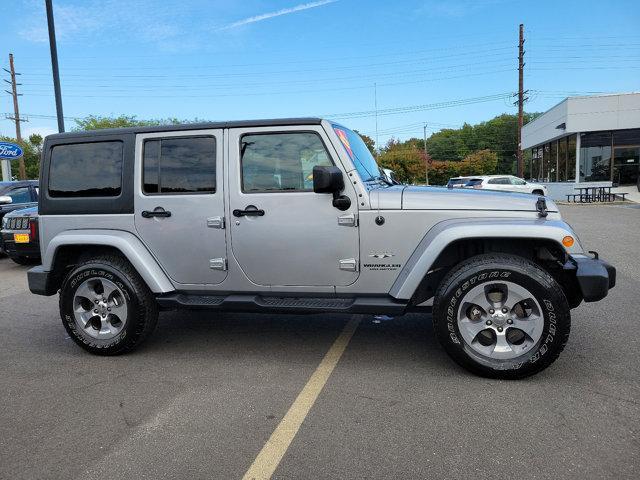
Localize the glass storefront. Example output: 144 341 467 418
528 130 638 185
528 134 576 182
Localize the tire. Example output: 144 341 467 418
532 189 544 195
10 255 39 266
59 254 158 355
433 254 570 379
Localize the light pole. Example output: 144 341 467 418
45 0 65 132
423 123 429 185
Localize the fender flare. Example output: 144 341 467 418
389 217 582 300
42 229 174 293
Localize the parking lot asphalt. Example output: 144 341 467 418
0 204 638 480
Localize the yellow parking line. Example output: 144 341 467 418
242 316 361 480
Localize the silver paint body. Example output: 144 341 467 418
38 119 583 301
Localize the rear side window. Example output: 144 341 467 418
143 136 216 194
240 132 332 192
7 187 31 203
488 177 509 185
466 179 483 186
49 141 123 197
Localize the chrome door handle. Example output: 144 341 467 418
233 205 265 217
142 209 171 218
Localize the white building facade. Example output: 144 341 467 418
522 92 640 199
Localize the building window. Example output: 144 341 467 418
558 137 567 181
549 141 558 182
579 131 612 182
567 135 576 182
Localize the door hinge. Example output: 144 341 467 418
209 258 228 271
339 258 359 272
338 212 358 227
207 216 225 229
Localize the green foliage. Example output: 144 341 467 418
73 115 202 131
0 134 43 180
375 112 539 184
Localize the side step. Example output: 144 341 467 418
157 293 408 315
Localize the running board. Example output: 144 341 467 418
156 293 408 315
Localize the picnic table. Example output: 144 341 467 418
566 186 627 203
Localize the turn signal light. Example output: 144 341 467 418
562 236 574 248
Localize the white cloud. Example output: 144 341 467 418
219 0 338 30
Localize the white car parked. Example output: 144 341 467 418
461 175 548 195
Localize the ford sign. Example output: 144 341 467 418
0 142 23 160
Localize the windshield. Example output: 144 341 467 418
332 125 381 182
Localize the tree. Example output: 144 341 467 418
73 115 201 131
354 130 376 155
0 134 43 180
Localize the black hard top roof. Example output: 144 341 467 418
45 117 324 140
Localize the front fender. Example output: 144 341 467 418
389 217 582 300
42 229 174 293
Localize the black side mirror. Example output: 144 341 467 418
313 165 351 211
313 165 344 193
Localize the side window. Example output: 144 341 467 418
488 177 509 185
143 136 216 194
7 187 31 204
511 177 526 185
49 141 123 197
240 132 332 192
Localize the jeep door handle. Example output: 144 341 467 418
141 209 172 218
233 205 265 217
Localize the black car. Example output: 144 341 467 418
1 206 40 265
0 180 39 255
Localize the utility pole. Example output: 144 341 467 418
516 23 525 178
423 123 429 185
46 0 65 133
4 53 27 180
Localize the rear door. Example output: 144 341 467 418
227 125 360 287
134 130 227 285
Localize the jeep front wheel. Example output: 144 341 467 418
433 254 570 379
59 255 158 355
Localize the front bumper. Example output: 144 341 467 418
565 253 616 302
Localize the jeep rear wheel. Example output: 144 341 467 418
59 255 158 355
433 254 571 379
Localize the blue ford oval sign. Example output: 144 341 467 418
0 142 23 160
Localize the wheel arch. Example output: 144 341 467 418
42 230 174 294
390 218 583 303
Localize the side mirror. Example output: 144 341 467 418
0 196 12 205
313 165 344 193
312 165 351 211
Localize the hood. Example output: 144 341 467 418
5 206 38 218
369 186 558 213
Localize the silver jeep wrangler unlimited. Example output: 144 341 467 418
28 118 615 378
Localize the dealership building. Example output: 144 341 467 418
521 92 640 199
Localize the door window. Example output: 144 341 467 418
7 187 31 204
240 132 332 192
143 136 216 194
510 177 527 185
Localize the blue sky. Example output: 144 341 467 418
1 0 639 145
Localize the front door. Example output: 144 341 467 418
613 146 640 186
227 126 360 287
134 130 227 285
